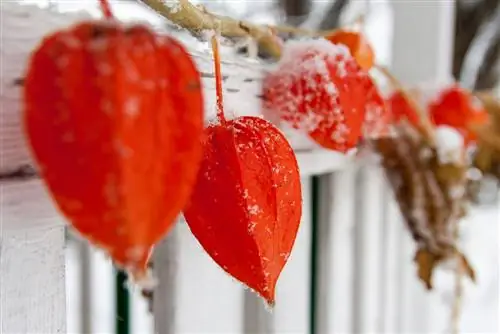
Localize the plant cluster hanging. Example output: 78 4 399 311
22 0 302 304
21 0 500 310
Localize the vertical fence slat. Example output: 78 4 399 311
90 245 116 334
173 220 244 333
314 169 357 333
352 167 384 333
153 224 179 334
379 189 402 333
131 274 154 334
243 291 274 334
272 177 313 334
1 181 67 333
313 173 334 334
78 238 92 334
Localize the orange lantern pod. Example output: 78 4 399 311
262 39 374 153
23 20 204 280
428 85 489 145
325 30 375 71
183 36 302 306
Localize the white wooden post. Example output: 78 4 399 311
0 3 89 332
272 177 312 334
0 181 67 333
390 1 456 333
352 166 385 333
314 168 357 334
153 225 180 334
378 188 403 333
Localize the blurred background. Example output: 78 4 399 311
17 0 500 333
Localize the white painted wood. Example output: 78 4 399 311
273 177 312 334
78 239 92 334
153 225 179 334
131 274 154 334
88 242 116 333
0 180 67 333
66 238 82 333
390 0 456 84
173 219 244 334
243 290 274 334
390 1 456 333
316 169 357 333
352 167 384 333
314 173 334 334
66 236 117 334
378 188 402 333
459 206 499 333
0 2 92 173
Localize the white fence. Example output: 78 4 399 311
1 1 498 334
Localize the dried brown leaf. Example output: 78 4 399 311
414 248 442 290
371 123 473 289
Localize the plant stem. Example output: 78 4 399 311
211 35 226 124
99 0 114 19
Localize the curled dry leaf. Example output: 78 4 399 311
24 21 204 281
371 123 475 289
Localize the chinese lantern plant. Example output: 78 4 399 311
262 39 385 153
183 35 302 306
23 2 204 282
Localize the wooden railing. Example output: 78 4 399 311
2 1 497 334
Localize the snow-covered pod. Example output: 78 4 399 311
262 39 387 152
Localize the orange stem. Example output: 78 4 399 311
99 0 114 19
211 35 226 124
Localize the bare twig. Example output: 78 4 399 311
138 0 366 59
138 0 282 58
